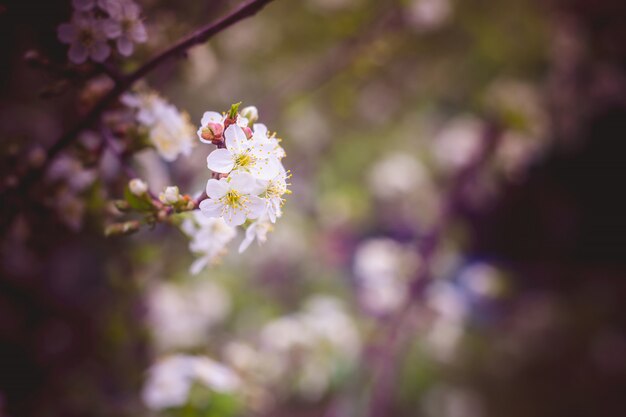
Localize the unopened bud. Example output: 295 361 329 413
201 122 224 142
242 126 253 139
129 178 148 196
159 186 180 204
241 106 258 124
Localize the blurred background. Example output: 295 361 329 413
1 0 626 416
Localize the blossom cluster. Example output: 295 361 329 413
184 104 289 271
57 0 147 64
122 91 196 161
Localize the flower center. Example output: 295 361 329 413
234 153 254 168
223 190 246 209
78 29 95 46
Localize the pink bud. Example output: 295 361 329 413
242 126 253 139
201 122 224 141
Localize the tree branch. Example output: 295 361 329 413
18 0 277 193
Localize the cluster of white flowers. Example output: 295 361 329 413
179 104 289 272
122 91 196 161
142 354 241 410
57 0 147 64
224 295 361 401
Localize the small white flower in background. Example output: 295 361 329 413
407 0 452 31
147 280 231 350
181 211 237 274
199 171 265 227
142 355 240 411
353 238 420 315
102 0 147 56
433 116 484 171
159 186 180 204
206 125 280 180
58 13 111 64
128 178 148 196
123 91 196 161
240 106 259 124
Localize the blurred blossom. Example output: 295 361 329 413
102 0 147 57
353 238 420 315
147 280 231 351
55 189 87 232
368 152 429 199
285 105 331 153
181 211 237 273
134 150 172 193
57 13 111 64
494 131 543 180
407 0 452 31
433 116 484 172
424 282 468 362
457 262 505 299
228 295 361 400
122 91 196 161
47 154 97 192
142 354 240 410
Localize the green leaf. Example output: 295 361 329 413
227 102 242 119
124 187 155 212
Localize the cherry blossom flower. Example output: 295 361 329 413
206 125 280 180
199 171 265 227
128 178 148 196
102 0 147 56
238 216 272 253
123 92 196 161
181 212 237 273
57 14 111 64
252 123 286 159
196 111 249 144
256 166 290 223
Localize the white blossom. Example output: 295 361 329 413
159 186 180 204
102 0 147 56
57 13 111 64
199 171 265 227
197 111 249 144
128 178 148 196
123 92 196 161
238 216 272 253
142 355 240 411
240 106 259 124
182 211 237 273
206 125 280 180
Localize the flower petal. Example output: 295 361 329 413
90 41 111 62
223 207 246 227
117 36 134 56
228 171 255 194
206 149 234 173
224 125 248 153
199 198 223 217
238 224 257 253
248 156 280 181
68 43 89 64
201 111 222 126
253 123 268 138
57 23 76 43
205 178 228 199
247 196 266 219
190 256 209 275
102 19 121 38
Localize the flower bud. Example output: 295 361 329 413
105 220 141 236
159 186 180 204
201 122 224 142
242 126 253 139
241 106 258 124
129 178 148 196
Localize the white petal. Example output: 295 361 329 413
248 156 280 181
201 111 223 126
238 225 257 253
190 256 210 275
117 36 134 56
247 196 266 219
206 149 234 173
228 171 255 194
236 116 249 127
253 123 268 138
223 208 246 227
199 198 223 217
131 23 148 42
204 178 228 199
224 125 249 153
